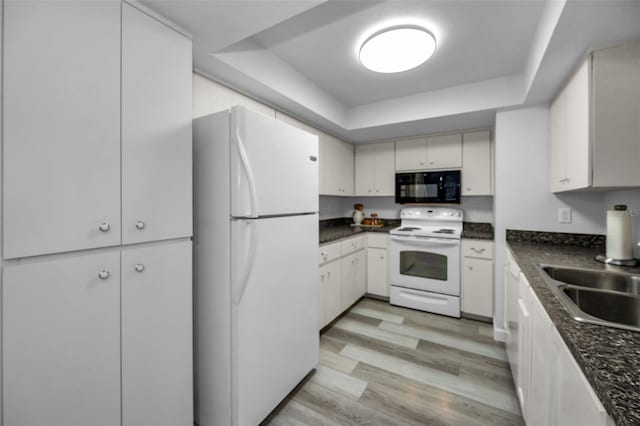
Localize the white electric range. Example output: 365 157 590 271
389 207 463 318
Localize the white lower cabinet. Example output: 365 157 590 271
461 239 494 318
2 241 193 426
507 252 613 426
122 241 193 426
3 251 122 426
320 259 342 329
342 250 366 310
367 248 389 297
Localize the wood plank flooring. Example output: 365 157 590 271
262 298 523 426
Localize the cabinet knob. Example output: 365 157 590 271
368 189 372 193
135 264 145 273
472 247 486 253
429 161 434 165
380 255 384 260
468 265 473 271
320 274 325 282
466 187 471 191
420 162 424 166
327 271 331 278
135 221 145 230
376 189 380 193
98 270 110 280
98 222 111 232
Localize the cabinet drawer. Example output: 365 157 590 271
341 235 366 255
319 242 341 265
462 240 493 259
367 233 388 249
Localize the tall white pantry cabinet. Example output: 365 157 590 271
1 2 193 426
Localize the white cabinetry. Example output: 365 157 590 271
505 247 521 383
193 74 276 119
355 142 395 196
342 250 366 310
461 131 492 195
122 3 193 245
3 2 193 258
395 134 462 171
3 242 194 426
121 241 193 426
3 1 122 258
319 258 342 329
550 42 640 192
366 233 389 297
324 134 354 195
506 251 613 425
3 251 121 426
461 239 494 318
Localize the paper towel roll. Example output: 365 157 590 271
606 206 632 260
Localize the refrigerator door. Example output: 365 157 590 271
230 106 318 218
231 213 319 425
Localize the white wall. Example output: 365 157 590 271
320 195 494 223
603 189 640 258
493 106 605 340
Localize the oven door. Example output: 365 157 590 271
389 235 461 296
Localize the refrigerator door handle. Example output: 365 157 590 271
233 220 259 305
232 117 259 218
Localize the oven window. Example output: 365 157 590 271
399 250 448 281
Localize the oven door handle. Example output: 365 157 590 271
390 235 460 246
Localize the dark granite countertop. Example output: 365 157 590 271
462 222 494 240
507 237 640 426
319 218 400 245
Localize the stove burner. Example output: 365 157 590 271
397 227 421 232
433 229 456 234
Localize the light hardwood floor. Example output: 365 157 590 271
263 298 524 426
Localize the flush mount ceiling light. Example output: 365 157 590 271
359 25 436 73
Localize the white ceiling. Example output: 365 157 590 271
142 0 640 142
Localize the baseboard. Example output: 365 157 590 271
493 327 507 342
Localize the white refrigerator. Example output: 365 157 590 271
193 106 320 426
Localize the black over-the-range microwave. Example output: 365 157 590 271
395 170 461 204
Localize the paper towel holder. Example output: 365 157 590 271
595 204 638 266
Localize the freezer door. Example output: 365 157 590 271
231 214 319 426
230 106 318 218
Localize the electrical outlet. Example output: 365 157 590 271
558 207 572 224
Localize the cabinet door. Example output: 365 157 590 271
550 90 567 192
3 251 121 426
461 131 492 195
528 287 556 426
339 138 355 195
461 257 493 317
395 137 427 170
3 1 121 259
122 4 193 244
322 260 342 326
552 330 609 426
564 60 591 191
367 247 389 297
517 274 532 421
323 134 342 195
341 253 356 310
355 144 375 195
354 249 367 299
374 142 396 195
426 134 462 169
122 241 193 426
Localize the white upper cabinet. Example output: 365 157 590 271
324 134 354 195
396 134 462 171
122 4 193 244
550 61 590 192
461 131 492 195
425 134 462 169
355 141 395 196
3 1 122 259
194 74 275 119
395 137 427 170
550 42 640 192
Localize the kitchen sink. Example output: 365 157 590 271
537 264 640 332
541 265 640 295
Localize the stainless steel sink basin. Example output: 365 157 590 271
541 265 640 295
537 264 640 332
